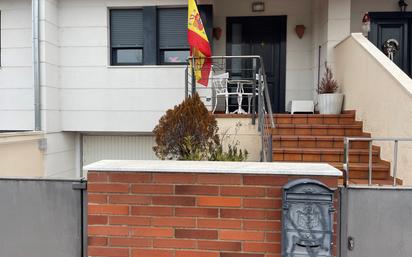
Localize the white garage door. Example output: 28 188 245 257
83 135 157 165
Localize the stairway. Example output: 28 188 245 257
270 111 396 185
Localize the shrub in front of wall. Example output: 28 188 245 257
153 93 248 161
153 93 220 160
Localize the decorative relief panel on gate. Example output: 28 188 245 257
282 179 335 257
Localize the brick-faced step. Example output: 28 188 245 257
271 123 365 136
331 162 390 180
270 112 356 125
272 148 381 163
272 135 372 149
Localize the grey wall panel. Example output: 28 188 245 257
0 180 82 257
344 188 412 257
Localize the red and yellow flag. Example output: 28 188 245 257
188 0 212 87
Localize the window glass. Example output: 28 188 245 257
114 49 143 65
162 50 190 64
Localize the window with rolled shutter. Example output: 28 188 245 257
158 8 189 64
110 9 144 65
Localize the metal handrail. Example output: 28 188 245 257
185 55 275 162
343 137 412 187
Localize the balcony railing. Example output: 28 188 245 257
185 56 275 162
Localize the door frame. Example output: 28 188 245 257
226 15 287 113
369 12 412 76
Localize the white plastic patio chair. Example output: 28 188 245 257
241 74 265 114
211 72 238 114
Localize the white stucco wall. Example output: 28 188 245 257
216 117 261 162
59 0 188 132
58 0 325 121
335 34 412 184
0 0 34 130
0 132 44 177
311 0 329 99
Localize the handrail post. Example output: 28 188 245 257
251 58 257 125
368 140 373 186
393 140 399 187
257 68 263 133
185 66 189 99
259 58 275 128
268 134 273 162
343 138 350 187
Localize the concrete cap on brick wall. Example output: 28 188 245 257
84 160 342 177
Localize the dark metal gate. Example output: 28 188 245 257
340 186 412 257
0 178 87 257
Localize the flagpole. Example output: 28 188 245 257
191 56 196 94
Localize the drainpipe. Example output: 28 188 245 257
32 0 41 131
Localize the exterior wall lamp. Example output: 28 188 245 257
252 2 265 12
399 0 408 12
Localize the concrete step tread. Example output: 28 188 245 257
274 122 363 129
272 147 380 155
272 135 370 140
338 178 402 186
330 161 390 170
271 112 355 118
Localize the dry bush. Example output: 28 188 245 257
153 93 220 160
318 65 339 94
153 93 248 161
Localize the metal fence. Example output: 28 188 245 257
185 56 275 161
343 137 412 186
0 178 87 257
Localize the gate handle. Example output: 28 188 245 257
348 236 355 251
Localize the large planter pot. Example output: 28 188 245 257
318 93 344 114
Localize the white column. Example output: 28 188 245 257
326 0 351 68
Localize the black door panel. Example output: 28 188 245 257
227 16 286 113
369 12 412 77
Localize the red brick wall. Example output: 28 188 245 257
88 172 338 257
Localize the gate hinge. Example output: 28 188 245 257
72 181 87 190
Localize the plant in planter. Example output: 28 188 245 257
317 65 344 114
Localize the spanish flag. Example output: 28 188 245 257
188 0 212 87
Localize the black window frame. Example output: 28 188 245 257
109 8 144 66
108 5 212 66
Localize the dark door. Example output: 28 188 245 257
227 16 287 113
369 12 412 77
